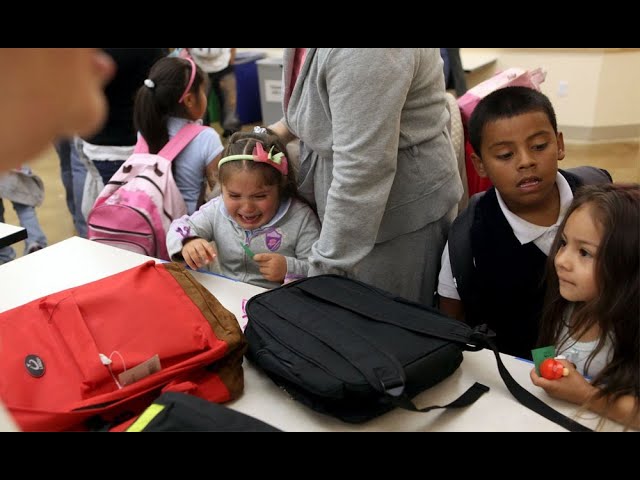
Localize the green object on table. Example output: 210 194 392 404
241 242 255 259
531 345 556 376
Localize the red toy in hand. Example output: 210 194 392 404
540 358 569 380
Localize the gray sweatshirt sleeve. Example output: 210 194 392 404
166 200 218 261
284 204 321 281
308 49 414 276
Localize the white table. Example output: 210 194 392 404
0 238 626 431
0 222 26 249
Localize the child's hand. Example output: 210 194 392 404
530 359 598 406
253 253 287 283
181 238 216 270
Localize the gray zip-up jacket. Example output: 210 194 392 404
0 168 44 207
167 196 320 289
282 48 463 278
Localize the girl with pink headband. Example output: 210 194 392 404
166 128 320 289
133 56 224 214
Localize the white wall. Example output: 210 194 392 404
240 49 640 142
238 48 283 58
596 52 640 126
461 48 640 142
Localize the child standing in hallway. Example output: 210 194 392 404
531 183 639 430
0 166 48 264
166 128 320 289
188 48 242 137
79 49 165 217
133 56 224 215
54 139 87 237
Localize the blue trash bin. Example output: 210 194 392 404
235 51 267 125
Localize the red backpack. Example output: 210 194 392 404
0 261 246 431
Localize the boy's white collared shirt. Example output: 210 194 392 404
495 172 573 255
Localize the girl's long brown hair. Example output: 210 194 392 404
539 183 640 425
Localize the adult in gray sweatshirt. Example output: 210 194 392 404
270 48 463 305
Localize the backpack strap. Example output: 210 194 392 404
565 166 612 185
133 135 150 155
133 123 207 161
282 278 490 416
159 124 207 162
448 191 484 305
470 330 593 432
291 276 592 430
298 277 591 431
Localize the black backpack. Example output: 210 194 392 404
125 392 281 432
448 166 612 305
244 275 591 431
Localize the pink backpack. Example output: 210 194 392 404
87 124 206 260
457 67 547 124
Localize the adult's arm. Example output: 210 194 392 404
308 48 414 276
268 119 297 145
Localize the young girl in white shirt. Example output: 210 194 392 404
531 183 640 429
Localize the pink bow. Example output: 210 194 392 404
252 143 288 176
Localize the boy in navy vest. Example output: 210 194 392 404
437 86 608 360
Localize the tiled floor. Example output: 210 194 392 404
2 138 639 258
560 141 639 184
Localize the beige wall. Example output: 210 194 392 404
461 48 640 142
239 48 283 58
596 52 640 126
241 48 640 142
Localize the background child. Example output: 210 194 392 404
531 183 639 429
166 128 320 289
133 56 224 215
54 139 87 237
79 49 165 219
187 48 242 137
437 86 607 359
0 166 48 264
